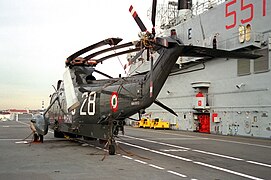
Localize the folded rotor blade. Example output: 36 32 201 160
96 48 141 64
154 99 178 117
129 5 147 32
84 42 136 60
66 38 122 65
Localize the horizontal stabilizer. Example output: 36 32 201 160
180 45 261 59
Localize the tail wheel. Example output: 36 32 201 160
54 130 64 138
83 136 97 141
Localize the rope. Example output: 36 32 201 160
20 131 34 146
22 132 34 141
101 142 109 161
28 133 35 146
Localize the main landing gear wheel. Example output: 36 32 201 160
109 144 116 155
83 136 97 141
54 130 64 138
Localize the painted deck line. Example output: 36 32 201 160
118 141 265 180
149 164 165 170
123 135 190 150
246 161 271 168
134 159 148 165
192 149 244 161
193 161 264 180
167 170 187 178
123 135 271 169
127 128 271 149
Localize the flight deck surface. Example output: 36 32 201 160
0 119 270 180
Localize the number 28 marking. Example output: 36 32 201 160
71 92 96 116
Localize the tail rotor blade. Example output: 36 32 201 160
150 57 153 98
148 49 154 98
129 5 147 32
151 0 157 36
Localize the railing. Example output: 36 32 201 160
192 0 226 15
153 0 226 30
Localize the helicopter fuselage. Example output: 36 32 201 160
46 41 184 140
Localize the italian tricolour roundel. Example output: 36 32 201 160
110 91 118 112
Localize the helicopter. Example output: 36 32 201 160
33 0 260 155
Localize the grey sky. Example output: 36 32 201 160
0 0 152 109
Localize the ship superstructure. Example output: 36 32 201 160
128 0 271 138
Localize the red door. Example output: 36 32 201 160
198 114 210 133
